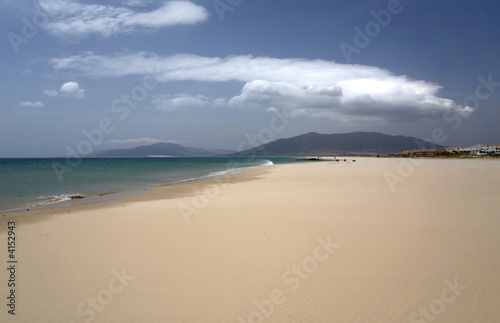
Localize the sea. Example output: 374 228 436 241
0 157 297 213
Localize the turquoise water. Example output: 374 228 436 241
0 157 297 212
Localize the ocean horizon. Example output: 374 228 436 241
0 156 297 213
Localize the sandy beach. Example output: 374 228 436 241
1 157 499 322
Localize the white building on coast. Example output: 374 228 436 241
461 144 500 155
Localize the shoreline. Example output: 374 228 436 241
0 156 339 216
0 163 271 220
2 155 498 218
0 161 273 215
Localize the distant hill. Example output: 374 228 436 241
91 142 235 157
233 132 445 156
90 132 445 157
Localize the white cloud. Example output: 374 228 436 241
121 0 149 7
37 0 209 38
43 89 59 96
152 94 210 111
306 84 343 97
60 81 85 98
212 98 228 107
105 137 172 146
20 101 45 107
49 52 473 121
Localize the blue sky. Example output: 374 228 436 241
1 0 499 157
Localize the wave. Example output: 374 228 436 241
205 159 273 177
168 162 273 186
259 159 274 166
33 194 85 207
205 167 249 179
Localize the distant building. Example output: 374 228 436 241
485 145 500 154
461 144 483 155
460 144 500 155
395 144 500 157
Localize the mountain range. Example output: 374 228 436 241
234 132 444 156
91 132 444 157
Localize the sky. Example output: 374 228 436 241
1 0 499 157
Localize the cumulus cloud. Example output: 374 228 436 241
60 81 85 98
20 101 45 107
306 84 343 97
37 0 209 38
49 52 473 121
152 94 210 111
43 89 59 96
